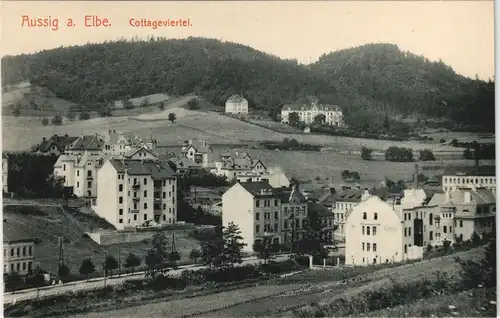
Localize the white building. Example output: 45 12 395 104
3 222 35 275
103 130 133 156
222 182 308 252
281 97 343 126
442 165 495 194
181 140 213 168
211 151 268 181
2 153 8 193
225 94 249 114
95 159 177 230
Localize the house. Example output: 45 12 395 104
225 94 249 114
32 134 78 156
222 182 308 252
307 201 336 241
95 159 178 230
281 96 343 127
211 151 269 181
2 153 8 193
442 165 496 194
333 188 371 240
181 140 212 167
103 130 132 156
65 134 106 155
428 187 496 243
3 220 35 275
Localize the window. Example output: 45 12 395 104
363 212 367 220
274 223 278 231
367 243 371 251
373 243 377 252
16 263 20 271
404 245 407 254
87 181 92 188
256 225 260 232
10 264 14 272
143 178 147 185
408 228 412 236
162 192 166 199
119 197 123 204
366 226 371 235
274 211 279 219
372 226 377 235
404 228 407 236
63 164 66 171
22 247 26 256
284 220 288 229
119 209 123 215
429 214 433 225
409 213 411 220
460 220 463 228
362 226 365 235
163 215 166 221
374 213 378 220
256 200 260 207
144 202 148 209
77 170 79 176
77 181 80 188
143 190 147 197
16 247 20 256
256 213 260 221
119 219 123 223
443 226 447 234
362 242 365 251
87 170 92 177
429 231 433 241
264 200 270 207
134 214 137 221
28 246 32 256
274 199 279 206
144 214 147 220
119 184 123 192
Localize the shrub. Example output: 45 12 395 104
187 98 200 110
360 147 373 160
41 118 49 126
385 146 413 162
419 149 435 161
148 275 187 291
52 115 63 125
79 112 90 120
439 138 446 143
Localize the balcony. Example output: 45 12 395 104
130 209 139 213
153 197 162 203
154 205 162 214
86 175 94 180
133 197 140 202
132 184 140 190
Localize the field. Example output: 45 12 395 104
3 203 200 276
73 248 483 318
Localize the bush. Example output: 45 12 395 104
52 115 63 125
360 147 373 160
41 118 49 126
439 138 446 143
148 275 187 291
187 98 200 110
385 146 413 162
79 112 90 120
419 149 435 161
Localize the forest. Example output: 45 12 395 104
1 37 495 131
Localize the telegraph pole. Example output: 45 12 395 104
103 250 108 287
118 243 121 277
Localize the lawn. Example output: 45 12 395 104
2 204 200 277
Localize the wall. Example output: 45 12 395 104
222 183 254 252
86 226 196 245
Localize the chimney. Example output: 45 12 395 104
464 191 471 203
413 164 419 189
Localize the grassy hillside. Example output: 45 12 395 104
1 37 494 131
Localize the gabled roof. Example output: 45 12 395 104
69 134 105 151
442 165 496 177
185 140 211 154
239 181 275 198
226 94 247 103
318 192 336 206
37 135 78 153
335 188 365 202
3 220 34 243
109 159 176 179
124 147 158 159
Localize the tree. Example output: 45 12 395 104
141 97 149 107
58 264 70 278
79 112 90 120
123 100 134 109
105 255 119 277
385 146 414 162
79 258 95 281
198 223 246 269
5 272 24 293
52 115 63 125
313 114 326 125
98 106 113 117
124 253 141 273
187 98 200 110
189 249 202 265
145 231 169 276
288 112 299 126
41 118 49 126
418 149 435 161
168 112 177 123
168 251 181 269
66 112 76 121
442 239 452 253
221 222 246 268
360 147 372 160
439 138 446 144
159 101 165 111
253 237 274 264
471 231 482 246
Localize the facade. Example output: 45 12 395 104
32 134 78 156
181 140 212 168
2 153 8 193
225 94 249 114
103 130 132 156
3 222 35 275
212 152 269 181
95 159 177 230
307 201 336 241
281 97 343 126
222 182 308 252
333 189 370 240
442 166 496 194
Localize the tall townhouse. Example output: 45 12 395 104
3 221 35 275
442 166 496 194
222 182 308 252
96 159 177 230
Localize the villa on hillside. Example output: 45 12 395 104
225 94 249 114
281 96 344 127
32 134 79 156
181 140 213 168
211 151 268 182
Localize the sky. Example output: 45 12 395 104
0 1 495 80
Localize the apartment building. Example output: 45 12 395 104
95 159 177 230
332 189 370 240
2 153 8 193
3 221 35 275
281 96 344 126
442 166 496 194
222 182 308 252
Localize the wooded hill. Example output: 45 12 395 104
1 37 495 131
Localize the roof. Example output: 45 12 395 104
184 140 212 154
104 130 127 144
226 94 247 103
37 135 78 153
335 189 365 202
429 188 496 206
318 191 336 206
69 134 105 151
275 186 307 204
3 220 34 243
109 159 176 179
307 201 334 218
282 103 342 112
442 165 496 177
239 181 275 198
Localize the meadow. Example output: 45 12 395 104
3 204 200 277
